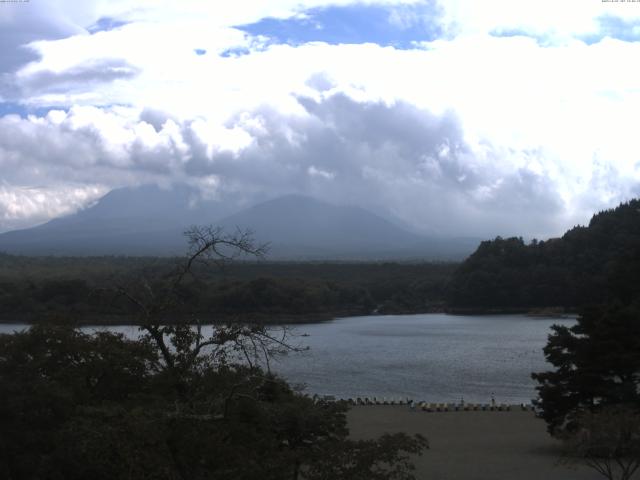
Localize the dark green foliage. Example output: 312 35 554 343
0 324 427 480
0 227 428 479
0 325 158 479
448 199 640 310
532 303 640 435
0 259 455 323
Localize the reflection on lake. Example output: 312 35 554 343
0 313 574 404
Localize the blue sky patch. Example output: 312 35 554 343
0 102 66 118
220 46 253 58
235 2 443 49
194 48 207 56
88 17 129 34
491 15 640 46
0 102 30 117
580 15 640 44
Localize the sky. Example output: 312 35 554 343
1 0 640 237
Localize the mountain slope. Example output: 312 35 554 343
217 195 478 259
218 195 416 256
0 187 478 259
0 185 233 255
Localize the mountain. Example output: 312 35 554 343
216 194 476 259
0 186 478 259
447 198 640 310
0 185 234 256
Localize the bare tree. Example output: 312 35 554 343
561 405 640 480
116 226 301 375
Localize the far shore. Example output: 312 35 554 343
0 307 578 327
0 311 347 327
347 405 600 480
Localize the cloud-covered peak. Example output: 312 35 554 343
1 1 639 239
0 91 593 238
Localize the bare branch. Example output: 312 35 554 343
110 225 305 378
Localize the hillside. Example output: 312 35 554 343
217 194 477 260
0 185 234 256
446 199 640 311
0 185 478 260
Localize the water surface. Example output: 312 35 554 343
271 313 572 404
0 313 573 404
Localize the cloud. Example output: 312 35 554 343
1 84 638 238
581 14 640 44
0 184 105 233
436 0 640 43
0 0 115 75
16 58 140 96
0 106 188 187
0 93 579 238
0 10 70 75
87 16 129 34
1 0 640 239
196 94 568 237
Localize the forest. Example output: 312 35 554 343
447 199 640 312
1 199 639 323
0 254 455 324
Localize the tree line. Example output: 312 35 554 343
447 199 640 311
523 201 640 480
0 257 455 323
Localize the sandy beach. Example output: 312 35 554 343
347 406 602 480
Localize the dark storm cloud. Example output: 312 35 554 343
0 93 567 237
181 94 564 236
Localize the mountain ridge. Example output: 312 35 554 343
0 185 478 259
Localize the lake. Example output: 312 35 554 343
0 313 574 404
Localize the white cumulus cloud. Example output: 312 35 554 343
1 0 639 237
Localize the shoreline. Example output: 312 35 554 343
336 399 536 411
0 308 578 326
0 311 346 327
